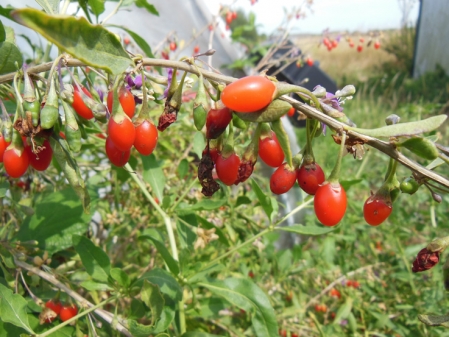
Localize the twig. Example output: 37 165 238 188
14 259 132 337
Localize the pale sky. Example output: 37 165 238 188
205 0 420 34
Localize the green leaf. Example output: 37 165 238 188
187 263 225 284
11 8 132 75
418 314 449 327
111 25 154 58
0 6 14 20
251 178 273 221
199 278 278 337
0 284 34 334
80 281 113 291
176 218 196 250
50 138 90 212
0 21 5 42
135 268 182 302
340 179 363 192
73 235 111 283
35 0 59 14
276 225 335 236
87 0 105 16
135 0 159 15
0 181 9 198
141 280 164 326
14 189 90 255
351 115 447 138
181 333 225 337
399 137 439 160
110 268 130 288
0 246 15 269
128 307 174 336
193 131 205 159
177 198 226 213
139 235 179 275
0 41 22 75
141 154 165 202
178 159 188 179
332 297 353 324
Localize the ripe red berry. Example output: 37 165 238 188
287 106 295 117
297 163 325 195
105 137 130 167
374 41 381 49
169 41 177 51
359 37 365 43
248 271 254 278
349 42 355 48
193 45 200 54
357 45 363 52
329 288 341 299
215 152 241 185
134 120 158 156
59 304 78 322
279 329 287 337
108 116 135 151
206 107 232 139
202 146 220 163
26 140 53 171
331 40 338 48
226 11 233 24
221 76 276 113
161 51 169 60
258 132 284 168
270 163 297 195
306 57 314 67
45 300 62 315
72 86 94 120
0 133 11 162
4 148 29 178
107 86 136 119
314 182 347 226
123 36 130 45
363 195 392 226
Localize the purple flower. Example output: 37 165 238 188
95 87 104 102
163 68 174 99
323 92 343 112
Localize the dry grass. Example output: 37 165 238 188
292 32 397 85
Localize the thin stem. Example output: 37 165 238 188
38 297 116 337
274 197 314 228
125 163 178 261
169 178 197 213
355 149 371 179
327 131 347 182
202 228 270 270
101 0 123 25
14 259 132 336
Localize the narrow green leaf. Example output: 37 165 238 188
176 218 196 250
134 268 182 302
187 263 225 284
0 21 5 42
250 178 273 221
141 154 165 202
340 179 362 192
88 0 105 16
35 0 59 14
276 225 335 236
332 297 353 324
418 314 449 327
0 6 14 20
199 278 278 337
50 138 90 212
0 284 34 334
181 333 225 337
178 159 188 179
111 25 154 58
15 189 90 255
193 131 205 159
110 268 130 288
0 41 22 75
135 0 159 15
139 235 179 275
400 137 439 160
0 181 9 198
141 280 164 326
11 8 132 75
351 115 447 138
0 246 15 269
73 235 111 283
177 198 226 213
128 307 174 336
80 281 113 291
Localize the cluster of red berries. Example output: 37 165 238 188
43 300 78 324
322 36 381 53
225 10 238 30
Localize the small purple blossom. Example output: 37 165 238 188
163 68 174 99
95 87 104 102
324 92 343 112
